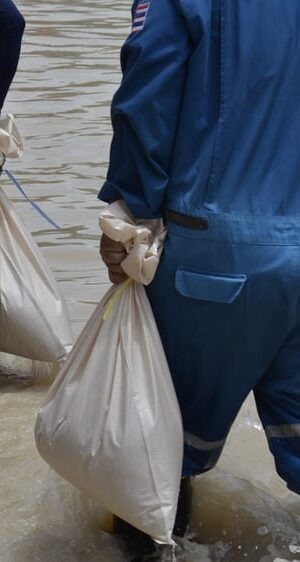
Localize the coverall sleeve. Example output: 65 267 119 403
99 0 192 219
0 0 25 112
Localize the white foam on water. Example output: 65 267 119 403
274 559 298 562
0 351 60 385
189 469 300 561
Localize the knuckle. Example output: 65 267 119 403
109 273 121 284
109 264 123 274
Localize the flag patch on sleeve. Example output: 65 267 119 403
132 2 150 33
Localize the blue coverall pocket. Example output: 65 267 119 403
175 270 247 304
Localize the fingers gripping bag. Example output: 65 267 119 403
35 201 184 545
0 114 73 361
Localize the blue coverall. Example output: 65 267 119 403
0 0 25 113
100 0 300 494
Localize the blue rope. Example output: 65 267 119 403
4 169 61 230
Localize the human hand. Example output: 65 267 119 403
100 234 128 284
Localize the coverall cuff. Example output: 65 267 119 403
98 179 162 220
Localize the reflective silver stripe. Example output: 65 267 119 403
184 431 226 451
265 424 300 439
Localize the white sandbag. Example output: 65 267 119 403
0 115 73 362
0 187 73 361
35 202 183 545
0 114 23 159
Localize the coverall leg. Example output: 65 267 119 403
147 217 300 494
255 320 300 495
0 0 25 112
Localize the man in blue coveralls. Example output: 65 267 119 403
0 0 25 115
100 0 300 550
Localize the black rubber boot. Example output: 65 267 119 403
173 477 193 538
114 517 157 561
114 477 192 559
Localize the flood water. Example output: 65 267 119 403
0 1 300 561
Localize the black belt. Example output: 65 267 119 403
167 210 208 231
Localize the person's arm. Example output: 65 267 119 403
0 0 25 113
99 0 192 220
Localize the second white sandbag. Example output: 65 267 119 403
0 114 73 362
0 187 73 361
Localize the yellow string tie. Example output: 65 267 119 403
102 277 133 321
